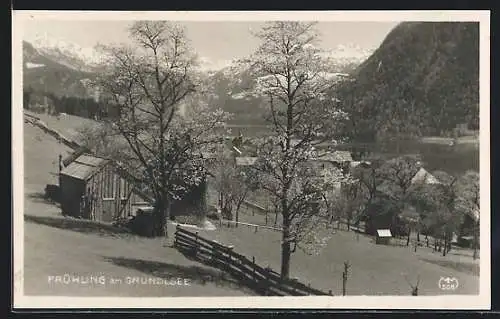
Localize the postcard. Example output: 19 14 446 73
12 10 490 310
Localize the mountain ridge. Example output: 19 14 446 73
338 21 479 141
23 38 372 124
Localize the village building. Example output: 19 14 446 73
55 138 256 227
59 153 152 222
59 151 212 225
411 167 442 185
316 150 353 170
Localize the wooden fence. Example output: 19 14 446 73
174 225 332 296
24 112 82 150
242 200 267 214
218 219 282 232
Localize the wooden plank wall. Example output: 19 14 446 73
85 163 151 222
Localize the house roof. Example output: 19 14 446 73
350 161 371 169
318 151 353 163
411 167 441 185
376 167 439 198
60 154 109 180
235 157 258 166
377 229 392 237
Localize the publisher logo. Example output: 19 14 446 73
438 276 459 291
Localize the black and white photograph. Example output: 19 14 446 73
12 11 490 309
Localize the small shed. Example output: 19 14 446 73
59 154 151 222
375 229 392 245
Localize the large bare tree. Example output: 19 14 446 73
95 21 229 237
241 22 349 278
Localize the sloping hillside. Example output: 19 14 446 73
23 118 257 297
338 22 479 142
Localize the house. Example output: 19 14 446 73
411 167 441 185
349 161 371 170
319 150 353 164
308 151 354 181
59 153 152 222
375 229 392 245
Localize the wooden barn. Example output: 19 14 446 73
59 154 152 222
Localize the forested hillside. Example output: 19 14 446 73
337 22 479 142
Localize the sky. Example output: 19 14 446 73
22 20 400 65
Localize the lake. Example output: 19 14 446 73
335 140 479 176
223 125 479 175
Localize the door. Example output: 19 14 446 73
101 199 115 222
100 166 117 223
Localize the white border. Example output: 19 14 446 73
12 10 491 310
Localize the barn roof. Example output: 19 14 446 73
62 146 92 167
60 154 109 181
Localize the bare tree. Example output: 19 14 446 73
213 149 259 224
379 155 422 245
455 170 480 259
351 161 386 218
241 22 348 278
417 171 463 256
95 21 229 237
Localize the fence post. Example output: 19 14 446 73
342 261 351 296
252 256 256 282
264 267 270 296
211 241 216 264
174 225 179 247
194 231 199 256
226 245 234 271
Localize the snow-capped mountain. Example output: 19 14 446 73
322 43 375 63
26 35 103 73
22 36 374 124
206 43 374 100
23 39 99 100
196 56 234 74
